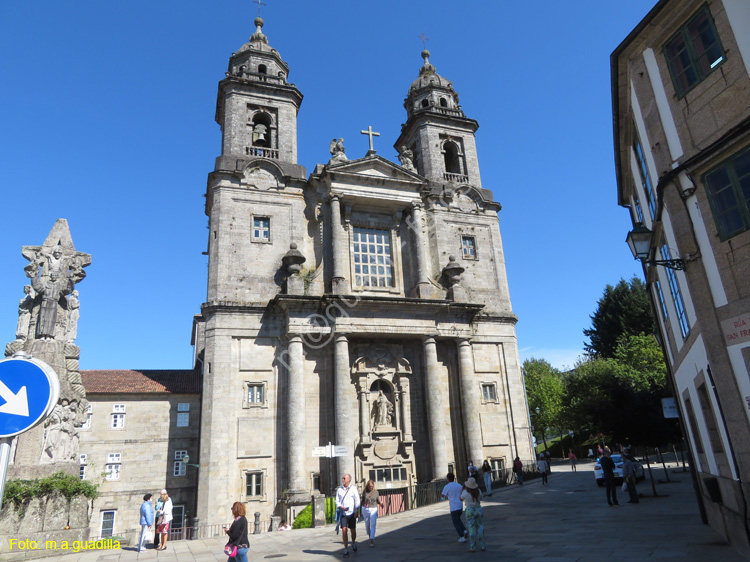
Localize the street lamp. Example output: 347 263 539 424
626 223 686 270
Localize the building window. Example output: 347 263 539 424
661 245 690 338
244 382 266 408
312 472 321 492
113 404 126 413
81 404 92 430
703 147 750 240
79 454 87 480
110 413 125 429
101 511 116 538
684 396 704 454
368 466 408 483
253 216 271 242
633 196 644 224
481 383 498 403
634 134 656 220
664 6 724 97
245 471 264 498
490 458 504 481
696 382 724 454
105 454 121 480
174 450 187 476
353 227 393 288
176 403 190 427
172 506 185 529
461 236 477 259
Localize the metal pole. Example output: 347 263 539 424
0 438 13 514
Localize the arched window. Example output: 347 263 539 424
252 112 272 147
258 64 267 75
421 98 429 108
443 141 461 174
439 97 448 107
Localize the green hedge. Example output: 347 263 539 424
3 472 98 508
292 498 335 529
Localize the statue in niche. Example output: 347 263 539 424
398 145 415 171
15 285 35 341
328 138 348 165
65 290 80 343
372 391 394 428
40 399 79 463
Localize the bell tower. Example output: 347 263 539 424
395 50 482 188
215 17 303 163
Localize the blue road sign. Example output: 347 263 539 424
0 354 60 438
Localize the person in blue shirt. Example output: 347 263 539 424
138 493 155 551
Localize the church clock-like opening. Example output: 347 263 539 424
443 140 462 175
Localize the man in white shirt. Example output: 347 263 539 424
440 473 468 543
335 473 361 557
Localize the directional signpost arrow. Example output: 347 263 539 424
0 352 60 512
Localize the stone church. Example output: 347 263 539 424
3 15 532 540
191 16 532 526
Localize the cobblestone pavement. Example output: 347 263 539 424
21 460 744 562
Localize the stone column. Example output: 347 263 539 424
423 337 448 479
287 335 307 493
399 378 413 441
330 194 347 294
357 377 370 443
457 339 484 465
410 203 435 299
334 335 354 477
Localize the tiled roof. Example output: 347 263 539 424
81 369 201 394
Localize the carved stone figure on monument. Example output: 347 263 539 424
328 137 348 165
65 290 80 343
32 271 73 341
372 391 394 427
398 145 415 171
15 285 35 341
40 400 79 463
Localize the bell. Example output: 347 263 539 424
253 124 267 143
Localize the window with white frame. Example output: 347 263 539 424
79 454 87 480
245 471 264 498
703 146 750 240
461 236 477 259
176 403 190 427
490 458 504 481
353 227 393 288
110 404 125 429
105 454 121 480
252 216 271 242
81 404 92 430
244 382 266 408
661 245 690 338
481 383 498 403
174 450 187 476
101 511 116 538
634 133 656 220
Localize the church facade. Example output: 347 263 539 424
192 17 532 526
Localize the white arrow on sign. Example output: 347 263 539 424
0 380 29 417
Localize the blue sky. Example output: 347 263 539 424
0 1 656 371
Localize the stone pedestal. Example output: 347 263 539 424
286 275 305 295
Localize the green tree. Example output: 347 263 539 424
583 277 655 358
523 358 565 453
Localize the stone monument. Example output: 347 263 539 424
5 219 91 477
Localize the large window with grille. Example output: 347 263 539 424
664 6 724 98
353 227 393 288
703 147 750 240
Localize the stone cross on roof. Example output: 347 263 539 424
360 125 380 155
418 32 429 49
253 0 267 16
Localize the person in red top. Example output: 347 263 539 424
568 449 577 472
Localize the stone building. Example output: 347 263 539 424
78 369 201 538
193 16 532 527
612 0 750 555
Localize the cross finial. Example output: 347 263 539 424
360 125 381 154
254 0 267 16
418 33 429 50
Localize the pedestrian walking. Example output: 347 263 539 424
138 493 154 552
588 448 594 460
155 489 173 550
513 456 524 485
460 477 485 553
537 454 549 485
481 460 493 496
224 502 250 562
441 473 468 542
622 451 640 504
335 473 360 557
362 479 382 547
152 493 163 549
545 450 552 472
600 448 619 506
568 449 577 472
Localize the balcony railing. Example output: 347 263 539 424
245 146 279 159
443 172 469 184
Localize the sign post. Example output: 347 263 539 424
312 443 349 500
0 352 60 511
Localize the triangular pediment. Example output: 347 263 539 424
325 155 425 184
